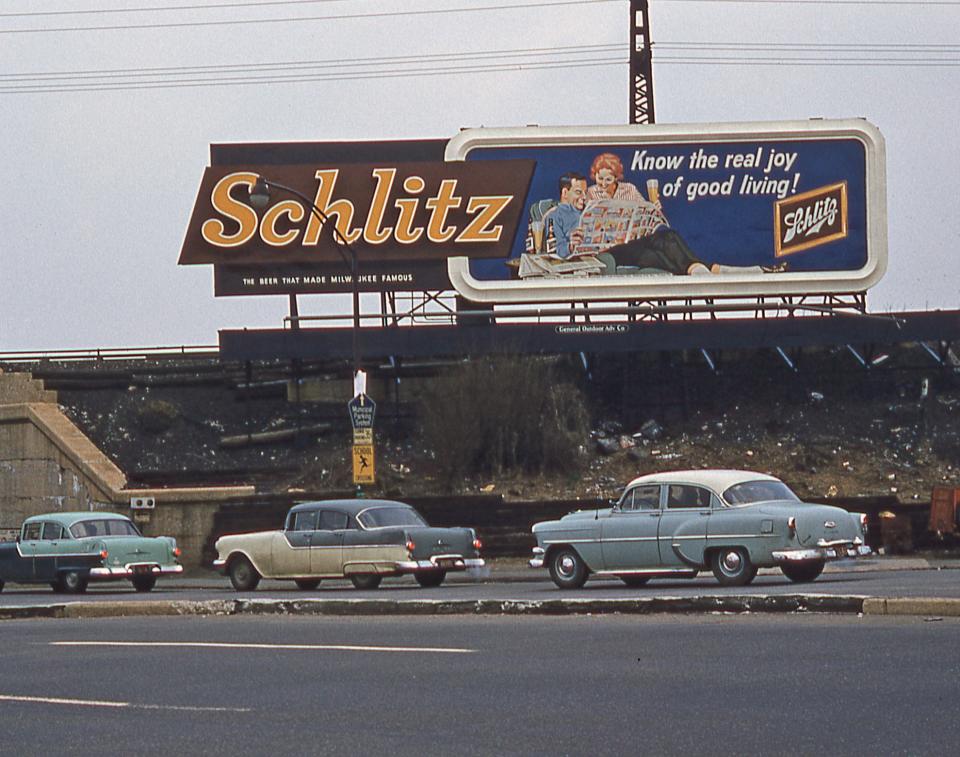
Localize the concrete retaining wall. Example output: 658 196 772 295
0 376 253 569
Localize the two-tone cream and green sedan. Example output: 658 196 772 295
530 470 871 589
214 499 484 590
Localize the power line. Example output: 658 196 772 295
0 57 628 94
0 43 623 81
0 0 618 34
2 46 957 95
0 0 345 18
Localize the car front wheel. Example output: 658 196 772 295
781 560 825 583
228 556 261 591
415 570 446 588
548 547 588 589
711 547 757 586
350 574 382 590
131 575 157 592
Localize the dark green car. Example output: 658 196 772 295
0 512 183 594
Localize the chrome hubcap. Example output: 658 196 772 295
721 551 742 573
558 555 576 577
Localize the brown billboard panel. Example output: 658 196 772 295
180 160 535 266
214 261 450 296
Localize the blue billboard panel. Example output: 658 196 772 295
444 120 886 303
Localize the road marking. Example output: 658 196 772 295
51 641 477 654
0 694 250 712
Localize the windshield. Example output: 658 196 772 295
357 507 428 529
723 480 800 505
70 519 141 538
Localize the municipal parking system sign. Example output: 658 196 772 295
349 394 376 484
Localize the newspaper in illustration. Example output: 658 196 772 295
574 199 668 254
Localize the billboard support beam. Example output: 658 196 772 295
629 0 655 124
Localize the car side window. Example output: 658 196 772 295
290 510 318 532
667 485 712 509
22 523 42 540
632 485 661 511
41 522 65 540
317 511 349 531
621 485 660 511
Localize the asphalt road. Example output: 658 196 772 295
2 561 960 607
1 613 958 756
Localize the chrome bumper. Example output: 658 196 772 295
89 564 184 579
529 546 545 569
395 556 485 572
772 543 872 562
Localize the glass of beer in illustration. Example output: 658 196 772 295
531 220 545 253
646 178 660 204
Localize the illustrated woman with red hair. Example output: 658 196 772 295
586 152 645 204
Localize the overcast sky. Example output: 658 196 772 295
1 0 957 352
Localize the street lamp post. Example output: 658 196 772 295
248 176 361 386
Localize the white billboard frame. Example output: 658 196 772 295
444 119 887 304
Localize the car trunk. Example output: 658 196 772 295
102 537 168 568
407 527 474 562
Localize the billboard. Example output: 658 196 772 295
180 119 885 302
444 119 886 302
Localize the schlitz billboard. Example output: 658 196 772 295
180 119 886 301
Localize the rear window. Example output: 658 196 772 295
723 480 800 505
357 507 427 529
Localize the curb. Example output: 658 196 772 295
2 595 868 621
861 597 960 617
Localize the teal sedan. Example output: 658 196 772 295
530 470 871 589
0 512 183 594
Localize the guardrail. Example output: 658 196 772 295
0 344 218 365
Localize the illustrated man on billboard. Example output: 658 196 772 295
550 171 787 276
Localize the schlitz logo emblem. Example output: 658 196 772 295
774 181 848 257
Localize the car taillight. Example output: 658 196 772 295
473 538 483 551
172 547 182 558
787 517 796 536
406 539 416 553
100 550 109 559
859 513 868 528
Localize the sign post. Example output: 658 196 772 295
348 393 376 486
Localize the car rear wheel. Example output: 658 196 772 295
548 547 588 590
618 575 650 588
414 570 446 588
294 579 321 590
781 560 825 583
228 556 261 591
59 570 89 594
711 547 757 586
350 574 382 590
131 575 157 592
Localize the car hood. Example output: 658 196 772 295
742 501 862 543
532 508 612 533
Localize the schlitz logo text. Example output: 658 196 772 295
774 181 848 257
180 160 534 265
